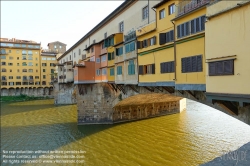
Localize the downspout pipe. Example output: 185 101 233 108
171 20 177 81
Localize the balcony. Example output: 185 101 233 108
176 0 211 18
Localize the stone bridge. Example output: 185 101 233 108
71 83 250 125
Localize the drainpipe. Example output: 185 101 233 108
171 20 177 81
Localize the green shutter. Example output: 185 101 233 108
111 37 114 46
108 53 111 60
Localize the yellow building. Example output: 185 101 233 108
0 38 41 89
173 0 207 91
137 0 177 87
0 38 58 96
205 1 250 106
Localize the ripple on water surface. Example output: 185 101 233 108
1 99 250 166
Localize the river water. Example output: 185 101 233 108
1 99 250 165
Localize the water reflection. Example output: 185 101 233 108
1 99 250 166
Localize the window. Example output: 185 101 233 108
117 66 122 75
161 61 175 73
128 60 135 75
47 58 51 60
22 44 26 48
181 55 202 73
0 55 6 59
8 63 13 66
150 36 156 46
22 55 27 60
43 75 46 79
22 62 27 66
93 40 95 44
110 68 115 76
9 76 13 79
169 4 175 15
35 76 39 79
1 62 6 65
9 82 14 86
79 49 81 55
52 58 56 60
28 51 32 55
28 69 33 72
177 15 205 38
28 45 33 48
50 63 54 66
125 42 135 53
102 68 107 75
28 62 33 66
42 81 46 85
104 37 114 47
22 50 27 55
142 6 148 20
96 58 100 63
208 59 234 76
51 69 54 73
119 21 124 32
9 50 11 53
102 43 105 49
16 82 21 85
70 55 71 60
22 69 27 72
96 69 101 76
159 9 165 19
1 76 7 80
42 57 46 60
1 68 6 72
54 45 57 48
0 49 6 55
91 47 94 53
16 76 21 79
104 32 107 39
10 69 12 72
42 63 47 66
116 47 123 56
108 52 115 60
28 55 33 60
139 64 155 75
159 30 174 45
101 55 106 62
9 56 13 60
43 69 46 72
137 37 156 49
17 69 20 72
17 57 19 60
17 63 19 66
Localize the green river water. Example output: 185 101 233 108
1 99 250 166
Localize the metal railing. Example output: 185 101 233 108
176 0 211 17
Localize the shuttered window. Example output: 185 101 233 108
110 68 115 76
108 52 115 60
209 59 234 76
104 37 114 47
166 30 174 43
177 22 190 38
128 60 135 75
116 47 123 56
160 61 175 73
139 64 155 75
125 42 135 53
181 55 202 73
117 66 122 75
159 33 166 45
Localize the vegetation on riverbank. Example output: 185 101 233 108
0 94 50 102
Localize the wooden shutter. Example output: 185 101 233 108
191 20 195 34
196 18 200 32
201 16 205 31
224 60 233 74
209 62 216 76
170 30 174 42
181 24 185 37
139 65 144 75
197 55 202 72
177 25 181 38
166 32 170 43
144 39 148 47
137 41 141 49
185 22 190 36
159 33 166 45
181 58 186 73
152 64 155 74
160 63 163 73
171 61 175 72
191 56 197 72
108 53 111 60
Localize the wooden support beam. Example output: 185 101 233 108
116 84 126 94
185 90 197 100
144 86 154 92
155 86 163 92
108 83 117 92
162 87 172 93
128 85 139 93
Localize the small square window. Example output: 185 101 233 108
169 4 175 15
159 9 165 19
119 22 124 32
142 6 148 20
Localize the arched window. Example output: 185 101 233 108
1 68 6 72
42 81 46 85
22 69 27 72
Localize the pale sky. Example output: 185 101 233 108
1 1 124 50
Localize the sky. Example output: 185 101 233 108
1 1 124 50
